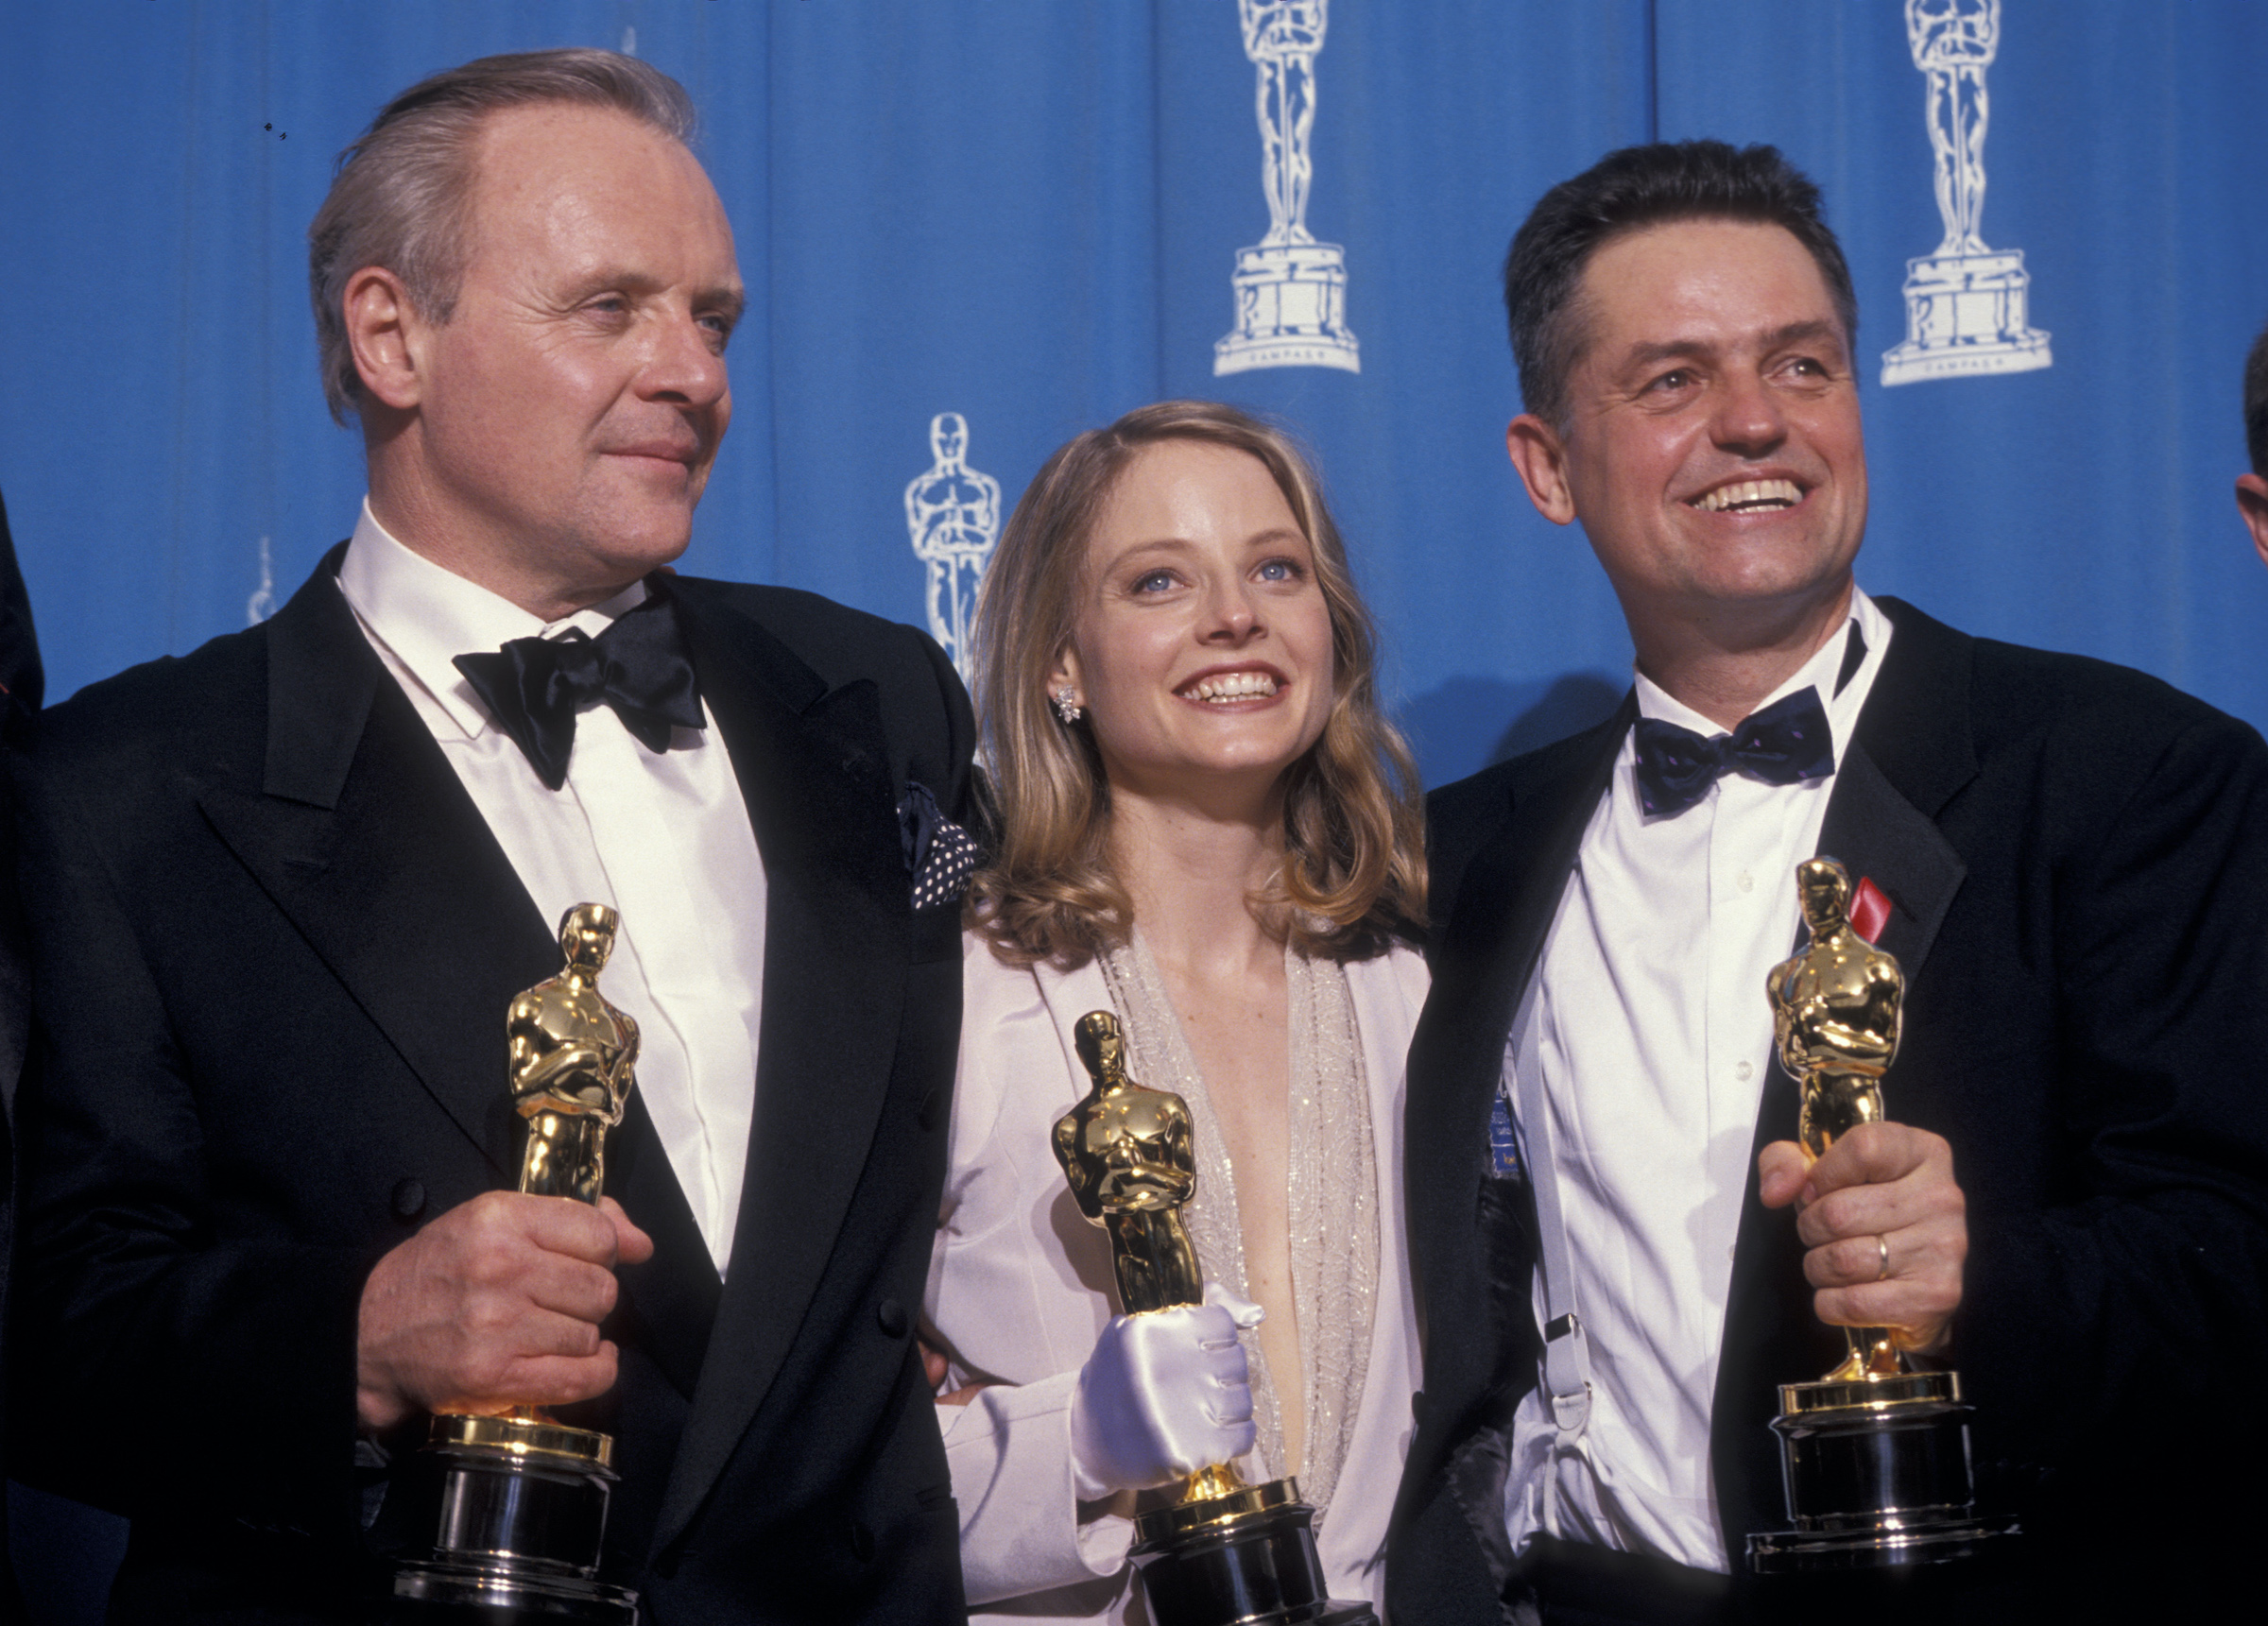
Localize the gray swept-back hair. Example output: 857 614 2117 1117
308 48 695 424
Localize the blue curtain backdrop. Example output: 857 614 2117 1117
2 1 2264 1613
2 0 2265 795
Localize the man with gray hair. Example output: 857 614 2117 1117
10 49 973 1622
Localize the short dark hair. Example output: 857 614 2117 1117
2245 317 2268 479
308 49 696 424
1503 140 1859 428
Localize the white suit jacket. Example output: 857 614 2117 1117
923 931 1429 1622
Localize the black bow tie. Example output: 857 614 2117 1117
1631 685 1834 817
453 590 705 791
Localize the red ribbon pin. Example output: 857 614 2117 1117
1849 876 1891 945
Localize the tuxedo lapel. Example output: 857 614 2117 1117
1710 598 1980 1551
200 565 766 1432
605 1086 722 1403
1816 596 1978 984
1813 745 1967 977
196 556 556 1170
1403 693 1631 1534
1419 697 1634 1228
653 585 916 1552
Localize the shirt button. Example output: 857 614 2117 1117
1737 870 1755 894
1735 1060 1755 1082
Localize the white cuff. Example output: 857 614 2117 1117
940 1369 1135 1605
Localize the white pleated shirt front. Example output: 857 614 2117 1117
1503 588 1891 1572
337 503 766 1274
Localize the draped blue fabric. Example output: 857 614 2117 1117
2 0 2263 803
4 5 2266 1614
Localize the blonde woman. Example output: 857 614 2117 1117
922 402 1428 1621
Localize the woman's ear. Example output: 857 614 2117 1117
1048 644 1082 707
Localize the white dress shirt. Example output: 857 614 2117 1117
1503 588 1892 1572
336 502 766 1274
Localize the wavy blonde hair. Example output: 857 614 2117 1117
968 401 1425 967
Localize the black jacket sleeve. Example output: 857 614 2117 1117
9 752 372 1537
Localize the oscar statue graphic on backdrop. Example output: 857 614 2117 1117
1746 860 2017 1572
903 412 1001 684
247 535 276 625
1214 0 1360 376
1881 0 2052 385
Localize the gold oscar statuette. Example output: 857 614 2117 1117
1052 1010 1377 1626
1746 859 2018 1573
395 903 642 1623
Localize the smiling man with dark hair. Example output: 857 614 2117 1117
10 49 972 1623
1390 140 2268 1625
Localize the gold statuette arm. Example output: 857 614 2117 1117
510 1040 619 1107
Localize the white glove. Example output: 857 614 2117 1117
1069 1281 1263 1499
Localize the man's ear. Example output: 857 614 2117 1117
2238 473 2268 571
343 266 425 413
1506 413 1579 526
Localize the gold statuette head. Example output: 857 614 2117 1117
558 901 620 976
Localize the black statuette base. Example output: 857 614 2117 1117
1748 1392 2018 1574
1131 1498 1376 1626
394 1442 638 1622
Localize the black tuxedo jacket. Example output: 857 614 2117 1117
0 488 40 1626
1388 597 2268 1620
9 550 974 1622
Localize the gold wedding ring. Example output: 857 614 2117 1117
1875 1234 1892 1281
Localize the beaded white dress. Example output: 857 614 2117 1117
1095 932 1378 1518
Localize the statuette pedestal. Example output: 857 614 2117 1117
1881 251 2051 385
1215 244 1360 375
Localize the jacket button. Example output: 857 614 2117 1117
391 1179 426 1221
1411 1390 1427 1423
919 1087 946 1132
876 1297 908 1338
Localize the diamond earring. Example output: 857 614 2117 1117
1053 686 1083 725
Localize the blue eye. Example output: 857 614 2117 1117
1256 558 1297 582
1132 570 1177 593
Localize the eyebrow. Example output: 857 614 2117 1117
1105 527 1310 567
564 269 748 325
707 285 749 327
1619 318 1847 374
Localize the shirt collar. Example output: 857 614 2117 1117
335 499 647 740
1630 585 1893 772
